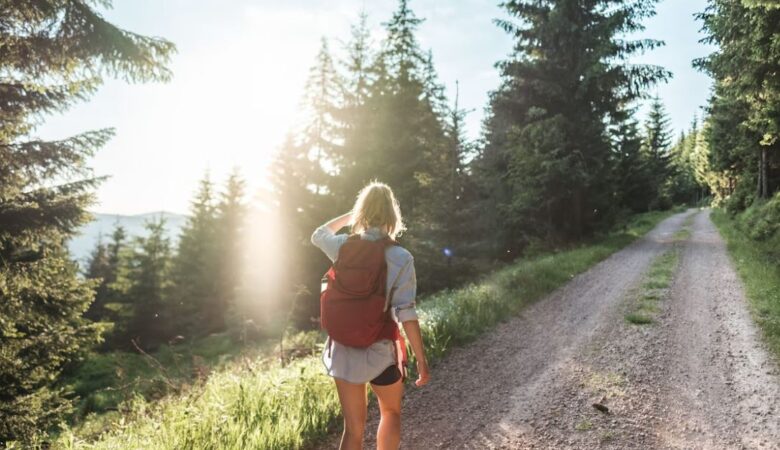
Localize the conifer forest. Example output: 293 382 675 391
1 0 779 448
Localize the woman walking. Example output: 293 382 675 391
311 181 430 450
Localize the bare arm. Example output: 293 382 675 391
323 212 352 233
402 320 429 387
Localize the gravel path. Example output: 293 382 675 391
316 209 780 449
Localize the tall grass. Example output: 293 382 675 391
60 329 324 427
53 210 673 450
56 358 339 450
712 208 780 359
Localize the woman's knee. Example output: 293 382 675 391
379 407 401 423
344 415 367 436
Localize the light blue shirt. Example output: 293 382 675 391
311 224 418 383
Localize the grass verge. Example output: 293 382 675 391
59 330 323 426
711 209 780 359
54 210 676 450
623 244 681 325
623 213 690 325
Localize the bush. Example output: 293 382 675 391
731 193 780 262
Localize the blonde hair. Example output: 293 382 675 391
349 181 405 239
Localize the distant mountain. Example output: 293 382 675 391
67 211 188 265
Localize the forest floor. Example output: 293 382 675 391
317 209 780 449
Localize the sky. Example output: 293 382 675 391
37 0 715 216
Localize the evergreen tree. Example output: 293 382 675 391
332 12 375 208
125 218 174 350
643 96 674 208
170 175 220 338
338 0 443 211
696 0 780 207
84 223 130 329
438 82 481 284
476 0 669 253
273 38 348 326
0 2 173 443
666 117 707 205
99 223 134 347
301 38 344 196
338 0 457 291
84 235 111 321
383 0 426 82
266 134 322 328
611 111 656 213
214 169 247 332
422 50 449 117
341 11 373 116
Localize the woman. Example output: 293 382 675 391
311 181 430 450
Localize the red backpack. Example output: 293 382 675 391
320 234 400 347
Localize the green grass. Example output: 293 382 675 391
712 208 780 359
575 419 593 431
624 232 683 326
599 430 616 443
56 357 340 450
55 210 676 450
671 212 696 241
625 313 654 324
61 329 324 428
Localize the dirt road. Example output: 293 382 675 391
317 210 780 449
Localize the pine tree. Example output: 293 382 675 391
342 11 374 112
696 0 780 206
422 50 448 118
339 0 455 291
382 0 426 83
99 223 134 348
340 0 450 216
265 134 322 328
84 235 111 321
332 12 375 209
170 174 220 338
214 169 247 332
301 38 344 196
84 224 130 328
438 82 481 285
643 96 674 208
270 38 348 327
125 218 174 350
611 111 656 213
476 0 669 252
0 2 173 443
666 116 706 206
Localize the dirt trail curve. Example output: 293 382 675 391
316 209 780 449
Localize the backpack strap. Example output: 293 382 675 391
347 232 398 246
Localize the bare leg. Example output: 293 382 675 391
334 378 368 450
370 378 404 450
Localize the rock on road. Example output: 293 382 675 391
317 210 780 449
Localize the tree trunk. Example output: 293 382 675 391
571 188 583 240
761 147 768 199
757 152 763 199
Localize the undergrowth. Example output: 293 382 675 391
712 203 780 360
50 210 676 450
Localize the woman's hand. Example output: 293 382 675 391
415 358 430 387
402 320 429 387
